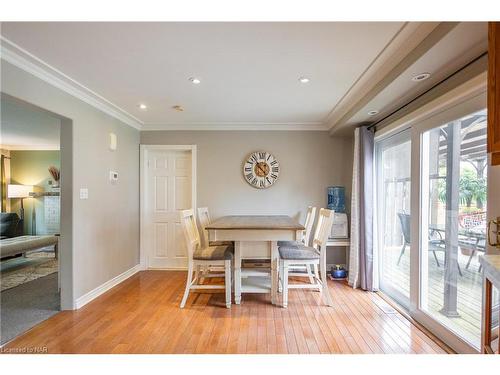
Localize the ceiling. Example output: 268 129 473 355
0 22 489 133
0 97 60 150
346 22 488 128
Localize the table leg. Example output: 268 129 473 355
234 241 242 305
271 241 278 305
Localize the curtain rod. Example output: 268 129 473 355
367 52 488 131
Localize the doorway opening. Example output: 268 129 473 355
0 93 73 345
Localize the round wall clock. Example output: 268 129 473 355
243 151 280 189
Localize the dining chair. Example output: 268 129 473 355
276 208 334 308
179 209 233 309
197 207 234 248
197 207 234 281
278 206 317 284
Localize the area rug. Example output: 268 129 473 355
1 272 60 345
0 252 58 292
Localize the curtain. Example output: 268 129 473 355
1 155 6 212
348 126 377 291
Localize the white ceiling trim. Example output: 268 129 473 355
0 37 144 130
142 122 328 131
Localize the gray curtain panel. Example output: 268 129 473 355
358 126 375 291
349 126 376 291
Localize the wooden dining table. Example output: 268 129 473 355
205 215 304 305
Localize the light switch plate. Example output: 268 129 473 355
109 171 118 184
80 188 88 200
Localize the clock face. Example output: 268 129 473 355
243 151 280 189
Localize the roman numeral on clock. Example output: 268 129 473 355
259 152 266 160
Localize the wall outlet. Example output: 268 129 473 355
79 188 88 200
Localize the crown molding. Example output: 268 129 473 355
0 37 143 130
142 122 328 131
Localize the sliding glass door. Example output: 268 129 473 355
417 109 488 350
376 92 490 352
376 130 411 308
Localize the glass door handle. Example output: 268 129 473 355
487 218 500 248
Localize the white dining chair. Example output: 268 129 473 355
276 208 334 308
197 207 234 248
278 206 317 283
179 209 233 309
197 207 234 281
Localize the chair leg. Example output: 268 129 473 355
456 260 463 277
320 260 333 307
313 264 319 280
194 265 201 284
465 249 476 270
282 261 289 308
306 264 314 284
432 250 441 267
180 262 194 308
397 243 406 265
225 260 231 308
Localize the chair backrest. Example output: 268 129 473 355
180 209 201 260
397 212 411 244
311 208 334 252
302 206 317 246
197 207 211 247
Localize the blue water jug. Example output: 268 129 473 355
327 186 345 213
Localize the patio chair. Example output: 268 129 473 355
396 213 462 276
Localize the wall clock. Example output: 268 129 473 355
243 151 280 189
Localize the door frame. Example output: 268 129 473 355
140 144 197 270
375 78 487 353
408 91 487 354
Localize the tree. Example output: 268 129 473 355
437 169 486 210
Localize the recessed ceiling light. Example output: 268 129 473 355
368 110 379 116
412 72 431 82
189 77 201 84
138 103 147 110
298 77 310 83
172 105 184 112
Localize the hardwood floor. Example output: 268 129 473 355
2 271 450 354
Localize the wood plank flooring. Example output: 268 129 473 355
1 271 450 354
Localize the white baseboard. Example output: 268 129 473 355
74 263 142 309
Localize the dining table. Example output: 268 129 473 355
205 215 305 305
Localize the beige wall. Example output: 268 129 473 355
1 61 140 307
141 131 354 265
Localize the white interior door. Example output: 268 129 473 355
144 148 193 269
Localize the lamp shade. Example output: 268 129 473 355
7 184 33 198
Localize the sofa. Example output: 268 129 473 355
0 212 22 239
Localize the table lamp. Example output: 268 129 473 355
7 184 33 220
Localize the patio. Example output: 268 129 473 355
382 244 486 347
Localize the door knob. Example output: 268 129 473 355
488 217 500 248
